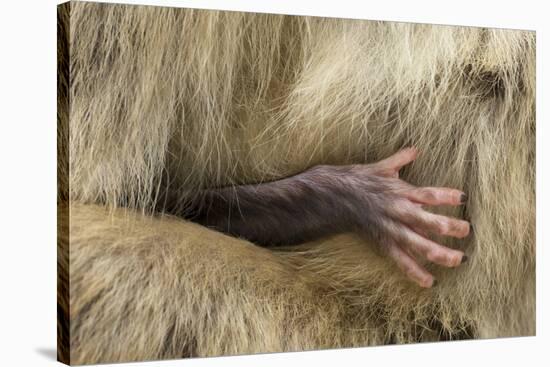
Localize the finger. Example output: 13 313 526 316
404 187 466 206
376 147 418 173
394 226 465 267
419 212 470 238
392 203 471 238
386 241 434 288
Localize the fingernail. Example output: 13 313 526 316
460 193 468 204
432 280 438 288
461 255 469 264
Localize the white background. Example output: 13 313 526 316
0 0 547 365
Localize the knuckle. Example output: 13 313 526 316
451 220 468 238
420 188 437 202
394 199 415 216
436 218 451 235
403 265 417 279
425 249 438 263
426 249 449 265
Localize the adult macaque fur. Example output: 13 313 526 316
57 2 535 365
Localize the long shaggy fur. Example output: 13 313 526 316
58 1 535 365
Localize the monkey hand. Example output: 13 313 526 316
322 147 470 288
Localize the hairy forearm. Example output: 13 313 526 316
191 166 355 246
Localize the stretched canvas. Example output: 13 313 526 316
57 1 536 365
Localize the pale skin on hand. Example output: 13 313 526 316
356 147 470 288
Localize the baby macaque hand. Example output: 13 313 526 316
329 148 470 288
193 146 468 288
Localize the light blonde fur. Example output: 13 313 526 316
58 1 535 365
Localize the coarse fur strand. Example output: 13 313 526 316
58 1 535 364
